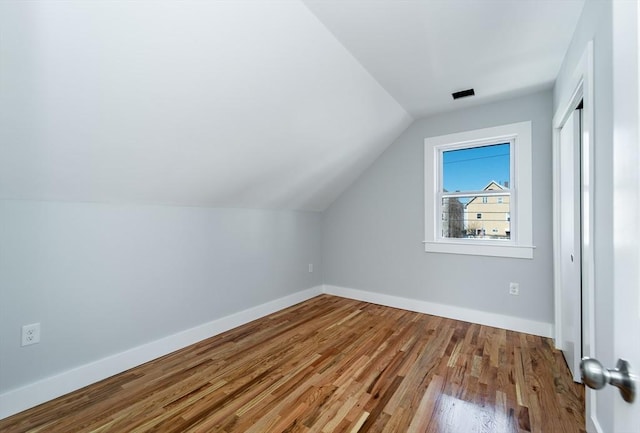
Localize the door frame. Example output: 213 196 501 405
552 41 597 432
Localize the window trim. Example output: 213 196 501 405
424 121 534 259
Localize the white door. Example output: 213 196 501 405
610 0 640 430
559 109 582 383
584 1 640 432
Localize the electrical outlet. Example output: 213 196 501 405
509 282 520 296
308 263 313 273
22 323 41 346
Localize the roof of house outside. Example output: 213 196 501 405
464 181 506 208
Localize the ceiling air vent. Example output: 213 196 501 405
452 88 475 100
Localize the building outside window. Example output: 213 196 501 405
465 180 511 239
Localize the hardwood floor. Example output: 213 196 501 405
0 295 585 433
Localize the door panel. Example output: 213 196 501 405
610 0 640 431
559 109 582 383
583 1 640 431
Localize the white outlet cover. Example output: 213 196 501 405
21 323 41 346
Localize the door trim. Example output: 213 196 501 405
552 40 598 433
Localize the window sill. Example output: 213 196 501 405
423 241 535 259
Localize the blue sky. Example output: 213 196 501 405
442 143 510 192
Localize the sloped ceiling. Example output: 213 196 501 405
0 1 412 211
0 0 584 211
303 0 585 118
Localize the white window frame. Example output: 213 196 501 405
424 121 534 259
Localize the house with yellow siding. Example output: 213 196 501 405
464 181 511 238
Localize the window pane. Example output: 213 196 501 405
443 143 510 192
441 195 511 239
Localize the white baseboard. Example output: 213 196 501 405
322 285 553 338
0 286 323 420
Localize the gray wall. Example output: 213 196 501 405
0 200 322 393
553 0 614 430
322 90 554 323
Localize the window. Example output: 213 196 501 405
440 142 511 240
424 121 534 258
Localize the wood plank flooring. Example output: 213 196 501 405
0 295 585 433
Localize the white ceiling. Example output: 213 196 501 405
303 0 585 117
0 0 585 211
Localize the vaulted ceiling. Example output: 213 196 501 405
0 0 584 211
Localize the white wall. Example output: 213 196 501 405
0 201 322 395
322 90 554 325
553 0 614 431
